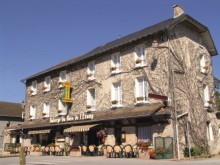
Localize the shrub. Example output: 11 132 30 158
184 147 204 157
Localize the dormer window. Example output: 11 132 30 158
31 80 37 95
43 76 51 92
87 61 95 80
111 53 121 74
134 45 146 68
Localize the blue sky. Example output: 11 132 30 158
0 0 219 103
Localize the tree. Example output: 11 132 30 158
214 76 220 111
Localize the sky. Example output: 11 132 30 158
0 0 220 103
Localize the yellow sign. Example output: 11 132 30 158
62 82 73 103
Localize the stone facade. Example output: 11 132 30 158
14 9 219 159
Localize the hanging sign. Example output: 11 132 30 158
62 82 73 103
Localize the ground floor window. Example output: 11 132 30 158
137 126 152 141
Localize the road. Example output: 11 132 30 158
0 156 219 165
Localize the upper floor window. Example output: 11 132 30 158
200 55 208 74
87 61 95 80
111 82 122 108
111 53 121 74
31 80 37 95
58 99 69 116
86 88 96 111
59 71 67 82
204 85 210 107
134 45 146 68
135 77 148 104
207 122 214 141
43 76 51 92
43 102 50 118
30 105 36 120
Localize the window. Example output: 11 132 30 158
200 55 208 73
134 45 146 67
59 71 67 82
111 53 121 74
31 80 37 95
87 88 96 111
137 126 152 141
43 102 50 117
111 82 122 107
87 61 95 80
207 122 214 141
43 76 51 92
135 77 148 103
58 99 69 116
204 85 210 107
30 105 36 119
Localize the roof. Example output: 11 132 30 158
0 101 24 118
21 14 217 82
7 103 169 130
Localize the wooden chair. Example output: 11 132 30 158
41 146 45 156
55 146 62 156
106 145 113 158
88 145 97 156
113 145 123 158
97 145 104 156
45 146 50 155
124 144 133 158
81 145 88 156
132 145 139 158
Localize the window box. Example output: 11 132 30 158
111 100 118 105
111 67 117 71
136 97 144 101
58 109 63 113
42 112 47 115
135 58 142 64
86 105 92 109
203 66 209 70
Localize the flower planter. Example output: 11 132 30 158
70 151 81 157
136 97 144 101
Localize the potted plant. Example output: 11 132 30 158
58 109 63 113
87 73 92 77
135 58 142 64
111 67 117 71
136 96 144 101
203 66 209 70
86 105 91 109
96 129 108 144
111 100 118 104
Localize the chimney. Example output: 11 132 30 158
173 5 184 18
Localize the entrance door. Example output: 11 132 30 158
115 128 122 145
88 129 99 146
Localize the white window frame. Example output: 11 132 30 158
87 61 95 80
111 82 122 108
200 55 208 73
31 80 37 95
137 126 153 141
30 105 36 120
204 85 210 107
207 122 214 141
111 53 121 74
58 99 67 116
134 45 146 68
87 88 96 111
58 70 67 88
135 77 148 104
43 102 50 118
43 76 51 92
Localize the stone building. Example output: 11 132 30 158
6 5 219 158
0 101 24 153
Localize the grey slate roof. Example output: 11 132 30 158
21 14 217 82
0 101 23 117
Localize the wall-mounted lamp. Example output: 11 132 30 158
121 131 126 143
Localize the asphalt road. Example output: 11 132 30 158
0 156 219 165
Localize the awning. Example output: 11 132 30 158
28 129 51 135
64 124 99 133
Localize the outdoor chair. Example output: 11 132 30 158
97 144 104 156
106 145 114 158
41 146 45 156
81 145 89 156
88 145 97 156
124 144 133 158
55 146 62 156
132 145 139 158
113 145 123 158
45 146 50 155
